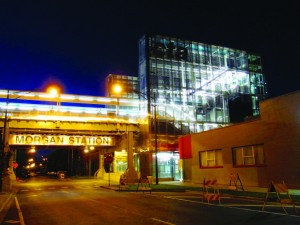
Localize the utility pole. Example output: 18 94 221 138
153 93 159 185
0 90 9 192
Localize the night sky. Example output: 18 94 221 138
0 1 299 98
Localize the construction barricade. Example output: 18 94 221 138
203 178 221 204
119 173 129 191
228 173 244 191
137 176 152 193
262 181 298 214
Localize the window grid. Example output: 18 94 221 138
233 144 265 167
199 149 223 168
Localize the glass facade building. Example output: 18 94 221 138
106 74 139 99
105 74 140 116
137 34 267 180
138 34 267 132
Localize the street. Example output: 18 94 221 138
1 176 300 225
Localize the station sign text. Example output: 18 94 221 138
9 134 115 146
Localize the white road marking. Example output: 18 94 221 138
15 197 25 225
3 220 20 224
163 195 300 217
151 218 175 225
0 193 12 213
27 195 38 197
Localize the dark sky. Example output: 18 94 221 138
0 1 299 97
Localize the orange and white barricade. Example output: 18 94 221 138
203 178 221 204
228 173 244 191
262 181 298 214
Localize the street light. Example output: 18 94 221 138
153 93 159 185
47 86 61 111
112 84 159 184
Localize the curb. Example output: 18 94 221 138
0 193 14 223
0 193 13 213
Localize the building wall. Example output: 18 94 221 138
184 90 300 188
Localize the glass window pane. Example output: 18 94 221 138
243 146 253 157
216 150 223 166
254 145 265 165
200 152 207 167
207 159 215 167
207 151 215 160
234 148 243 165
233 144 265 166
200 150 223 167
244 157 254 165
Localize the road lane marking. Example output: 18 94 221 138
3 219 20 223
26 195 38 198
151 218 175 225
226 205 300 218
163 195 300 217
164 196 205 204
0 193 12 213
15 197 25 225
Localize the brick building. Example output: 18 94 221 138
179 90 300 188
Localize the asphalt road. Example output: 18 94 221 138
2 176 300 225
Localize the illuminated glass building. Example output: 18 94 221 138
139 34 267 127
105 74 140 116
106 74 139 99
137 34 267 180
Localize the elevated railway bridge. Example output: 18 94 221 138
0 89 147 191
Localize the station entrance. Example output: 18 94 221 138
1 115 140 191
0 89 181 192
14 146 100 179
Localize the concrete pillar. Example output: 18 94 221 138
126 131 138 183
96 153 105 179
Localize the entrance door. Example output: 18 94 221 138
153 152 181 181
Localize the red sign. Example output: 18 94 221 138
13 162 18 169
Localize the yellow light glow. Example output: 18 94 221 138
49 89 58 96
47 86 60 97
113 84 122 94
29 147 36 153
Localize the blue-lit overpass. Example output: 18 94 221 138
0 89 147 191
